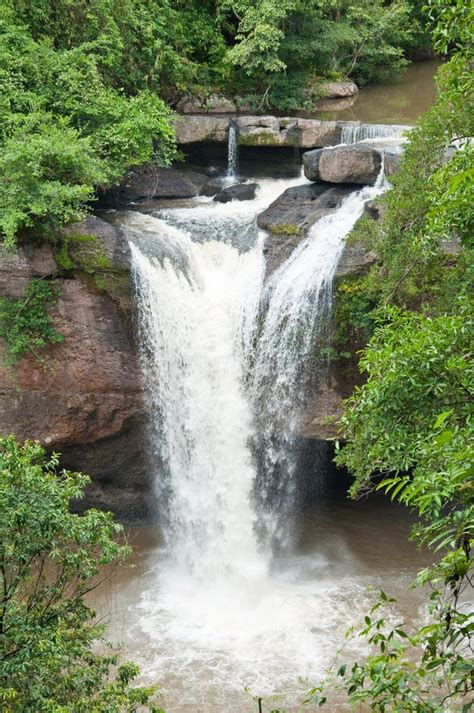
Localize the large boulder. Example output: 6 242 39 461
236 116 340 148
303 144 382 185
320 81 358 98
257 183 355 276
174 114 342 147
99 165 208 206
214 182 258 202
176 93 237 114
173 115 230 144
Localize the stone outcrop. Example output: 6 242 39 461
173 115 230 144
257 183 355 276
236 116 340 148
176 93 237 114
320 81 358 98
214 182 258 203
0 220 151 519
303 144 382 185
174 114 342 147
99 165 209 206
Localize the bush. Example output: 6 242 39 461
0 435 163 712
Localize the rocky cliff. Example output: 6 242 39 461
0 219 150 519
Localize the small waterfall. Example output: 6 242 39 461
341 122 410 144
251 171 387 543
227 121 239 179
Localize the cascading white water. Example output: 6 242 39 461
122 171 390 710
227 121 239 178
341 122 411 144
130 224 266 581
250 172 388 542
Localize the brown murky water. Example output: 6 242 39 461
312 61 439 125
93 495 431 712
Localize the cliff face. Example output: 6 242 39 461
0 147 387 518
0 221 151 519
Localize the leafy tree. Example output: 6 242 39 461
305 2 474 708
0 5 177 246
308 302 474 712
0 435 163 712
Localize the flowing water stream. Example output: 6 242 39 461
95 164 430 710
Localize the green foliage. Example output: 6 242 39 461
0 5 178 246
220 0 416 108
0 0 434 244
0 435 163 712
336 299 473 497
322 301 474 711
307 5 474 709
0 279 64 365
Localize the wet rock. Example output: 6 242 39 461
176 93 237 114
257 183 355 276
320 81 358 98
214 183 258 202
201 178 227 197
303 144 382 185
99 165 208 206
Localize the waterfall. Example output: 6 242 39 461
341 122 411 144
250 171 387 542
227 121 239 178
129 170 387 568
130 222 266 581
124 172 388 708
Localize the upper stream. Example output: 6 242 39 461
95 143 429 711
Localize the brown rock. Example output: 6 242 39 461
257 183 355 276
0 243 151 518
174 114 342 147
173 115 230 144
303 144 383 185
320 81 359 98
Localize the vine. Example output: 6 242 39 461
0 278 64 365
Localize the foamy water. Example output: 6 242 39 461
95 170 427 711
